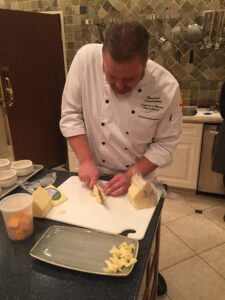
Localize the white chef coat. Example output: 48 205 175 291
60 44 182 175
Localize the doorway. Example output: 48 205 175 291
0 9 66 168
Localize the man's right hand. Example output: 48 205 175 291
78 159 99 189
68 135 99 189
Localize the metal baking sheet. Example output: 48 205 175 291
0 164 44 200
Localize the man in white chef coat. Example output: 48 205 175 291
60 21 182 296
60 21 182 197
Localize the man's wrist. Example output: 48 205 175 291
79 156 95 165
125 166 141 179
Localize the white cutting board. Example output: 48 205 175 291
46 176 157 240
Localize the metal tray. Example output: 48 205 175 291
0 164 44 200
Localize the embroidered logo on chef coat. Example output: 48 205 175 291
138 96 164 120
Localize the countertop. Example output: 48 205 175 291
183 108 223 123
0 169 164 300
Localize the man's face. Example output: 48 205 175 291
103 50 147 95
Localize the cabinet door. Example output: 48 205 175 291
0 9 66 168
157 123 203 190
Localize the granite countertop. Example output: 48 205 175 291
183 108 223 124
0 169 164 300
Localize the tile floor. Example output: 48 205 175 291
157 189 225 300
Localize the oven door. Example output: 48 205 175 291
197 123 225 195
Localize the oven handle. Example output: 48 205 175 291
209 130 219 136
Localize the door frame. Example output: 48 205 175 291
42 11 68 76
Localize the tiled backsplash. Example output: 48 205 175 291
1 0 225 107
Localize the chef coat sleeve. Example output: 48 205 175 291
144 85 182 168
60 49 86 138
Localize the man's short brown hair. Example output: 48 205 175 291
103 21 150 62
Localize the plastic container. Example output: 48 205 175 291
0 193 33 240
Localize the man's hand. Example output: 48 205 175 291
79 159 99 189
68 135 99 189
103 173 132 197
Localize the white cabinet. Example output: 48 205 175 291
157 123 203 190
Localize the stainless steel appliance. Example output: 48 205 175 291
197 123 225 195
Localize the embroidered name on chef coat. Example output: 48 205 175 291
138 96 164 120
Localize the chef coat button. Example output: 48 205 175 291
102 159 106 163
126 131 129 135
131 110 135 114
101 122 105 126
105 99 109 104
102 141 106 145
138 88 142 93
124 147 128 150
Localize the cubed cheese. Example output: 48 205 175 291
32 186 52 218
103 242 137 273
128 176 157 209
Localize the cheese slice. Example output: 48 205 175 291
128 175 157 209
92 184 103 204
97 183 106 202
45 185 67 206
32 186 52 218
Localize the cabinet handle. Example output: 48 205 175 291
209 130 219 136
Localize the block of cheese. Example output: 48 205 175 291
32 186 52 218
92 183 106 204
45 185 67 206
127 175 158 209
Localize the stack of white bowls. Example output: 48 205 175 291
0 159 34 193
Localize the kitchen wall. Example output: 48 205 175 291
1 0 225 107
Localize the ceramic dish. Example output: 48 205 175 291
0 164 44 200
0 169 17 188
11 160 33 176
0 158 10 171
30 225 139 276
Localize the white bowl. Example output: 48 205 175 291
11 160 33 176
0 169 17 188
0 158 11 171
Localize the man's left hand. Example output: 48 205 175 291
103 173 131 196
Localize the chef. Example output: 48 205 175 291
60 21 182 197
